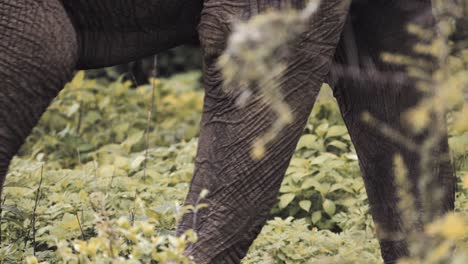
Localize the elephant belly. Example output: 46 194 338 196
61 0 202 69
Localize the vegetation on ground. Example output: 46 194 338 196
0 71 466 263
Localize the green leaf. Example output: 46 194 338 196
449 133 468 156
279 185 301 193
316 183 331 197
131 156 146 170
113 156 129 169
84 111 101 124
279 193 296 209
122 130 144 150
323 199 336 216
326 125 348 138
77 143 94 152
289 158 310 168
345 153 359 160
327 140 348 151
301 178 321 190
69 71 85 89
98 165 115 178
296 134 317 149
311 211 322 224
291 171 306 183
315 123 329 137
66 103 80 117
311 154 330 165
299 200 312 212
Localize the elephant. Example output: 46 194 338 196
0 0 457 263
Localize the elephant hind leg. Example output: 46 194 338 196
330 0 456 263
0 0 78 193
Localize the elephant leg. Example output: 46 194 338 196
177 1 350 263
329 0 456 263
0 0 78 196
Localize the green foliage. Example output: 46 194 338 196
243 217 382 264
2 73 466 263
2 138 199 262
1 73 202 263
271 87 370 231
20 71 203 168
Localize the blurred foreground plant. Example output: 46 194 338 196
384 0 468 262
219 0 322 159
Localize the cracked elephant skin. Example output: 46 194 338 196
0 0 456 264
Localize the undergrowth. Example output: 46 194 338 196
1 73 466 263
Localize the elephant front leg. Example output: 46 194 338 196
177 1 350 263
0 0 78 194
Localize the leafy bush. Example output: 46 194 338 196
243 217 382 264
2 73 203 263
271 87 368 231
1 72 466 263
20 71 203 168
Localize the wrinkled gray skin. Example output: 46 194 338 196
0 0 456 263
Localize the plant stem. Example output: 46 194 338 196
31 165 44 255
75 212 85 240
0 195 7 245
131 55 158 226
